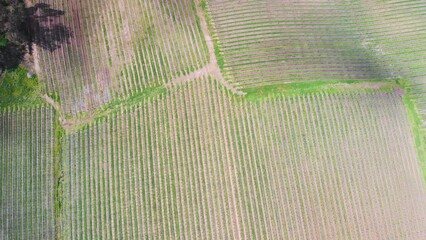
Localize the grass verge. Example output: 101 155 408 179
242 79 401 101
53 110 65 240
0 66 43 109
200 0 225 71
64 85 168 133
400 89 426 183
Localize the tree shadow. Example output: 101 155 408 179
27 3 72 52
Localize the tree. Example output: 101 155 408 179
0 0 28 70
0 1 28 45
0 1 71 71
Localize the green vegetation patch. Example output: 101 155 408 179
0 34 8 48
402 91 426 183
242 80 401 101
65 85 168 133
109 85 168 108
0 66 43 108
200 0 225 71
53 109 65 240
398 80 426 181
47 91 61 105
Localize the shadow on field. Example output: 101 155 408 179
27 3 72 52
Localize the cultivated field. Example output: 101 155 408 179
353 0 426 121
207 0 426 126
31 0 208 116
0 107 55 239
1 1 426 239
207 0 426 97
62 78 426 239
207 0 397 89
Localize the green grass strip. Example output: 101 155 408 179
200 0 225 71
0 66 44 109
398 79 425 183
65 85 168 133
53 109 65 240
242 79 401 101
402 92 426 183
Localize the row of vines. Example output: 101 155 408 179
207 0 426 103
0 107 55 239
33 0 208 116
61 77 426 239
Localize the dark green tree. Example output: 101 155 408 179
0 0 28 70
0 1 71 71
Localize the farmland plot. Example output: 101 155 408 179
206 0 396 89
207 0 426 121
62 77 426 239
62 77 239 239
31 0 208 116
355 0 426 79
353 0 426 121
0 107 55 239
231 92 426 239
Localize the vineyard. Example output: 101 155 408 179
353 0 426 121
207 0 426 109
60 78 426 239
0 107 55 239
1 0 426 239
32 0 208 116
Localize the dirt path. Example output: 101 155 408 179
166 63 213 87
41 94 94 130
31 44 41 74
167 2 245 96
192 5 243 239
23 1 40 74
42 94 61 112
38 0 246 130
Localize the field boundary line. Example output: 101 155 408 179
165 1 245 96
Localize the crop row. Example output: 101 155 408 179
207 0 397 89
62 76 235 239
351 0 426 121
62 77 426 239
207 0 426 93
33 0 208 116
0 107 55 239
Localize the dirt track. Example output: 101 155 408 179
166 2 245 96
